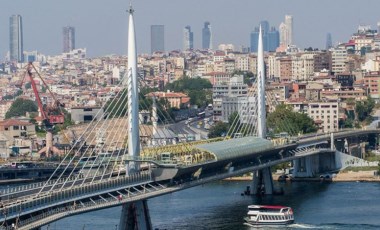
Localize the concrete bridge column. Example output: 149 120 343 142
252 167 274 195
330 132 335 150
293 156 316 178
119 200 152 230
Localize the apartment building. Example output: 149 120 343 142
307 101 339 133
363 71 380 99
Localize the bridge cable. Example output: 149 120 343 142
36 73 129 195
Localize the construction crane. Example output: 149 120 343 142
24 62 65 157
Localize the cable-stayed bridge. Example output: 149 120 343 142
1 5 379 230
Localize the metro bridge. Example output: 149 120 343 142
0 128 379 229
2 5 379 230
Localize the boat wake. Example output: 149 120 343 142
244 223 320 229
287 223 320 229
245 223 380 229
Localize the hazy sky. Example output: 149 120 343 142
1 0 380 59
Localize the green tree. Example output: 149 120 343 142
105 87 175 122
227 111 241 136
267 104 317 136
5 98 38 119
355 96 375 123
233 70 255 86
165 76 212 107
25 82 32 89
208 121 229 138
105 89 128 118
339 118 354 129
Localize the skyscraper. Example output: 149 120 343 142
63 26 75 53
285 15 293 45
279 15 293 47
250 21 279 52
279 22 287 47
202 21 212 50
326 33 333 50
151 25 165 53
9 15 23 63
183 25 194 50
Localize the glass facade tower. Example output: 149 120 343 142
9 15 24 63
202 21 212 50
63 26 75 53
250 21 279 52
151 25 165 53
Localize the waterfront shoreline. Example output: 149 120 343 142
223 170 380 182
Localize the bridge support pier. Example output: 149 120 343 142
119 200 152 230
252 167 274 195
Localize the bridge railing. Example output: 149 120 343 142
8 182 171 230
0 171 152 220
0 170 118 199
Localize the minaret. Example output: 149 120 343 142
127 5 140 160
257 25 266 138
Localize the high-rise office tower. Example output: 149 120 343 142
326 33 333 50
63 26 75 53
268 27 280 51
202 21 212 50
279 15 293 47
9 15 24 63
151 25 165 53
183 25 194 50
279 22 287 46
285 15 293 45
250 21 279 52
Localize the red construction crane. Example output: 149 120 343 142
24 62 65 157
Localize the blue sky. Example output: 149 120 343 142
1 0 380 59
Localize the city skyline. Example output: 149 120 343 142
250 21 279 52
1 0 380 58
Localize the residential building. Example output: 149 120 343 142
0 119 35 143
212 75 247 99
307 101 339 133
314 51 331 73
364 71 380 99
221 96 256 123
71 106 104 123
330 46 348 74
212 75 248 121
147 91 190 109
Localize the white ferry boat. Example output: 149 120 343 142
244 205 294 225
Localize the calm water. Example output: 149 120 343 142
35 181 380 229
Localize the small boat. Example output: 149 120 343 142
244 205 294 225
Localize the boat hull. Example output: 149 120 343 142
244 217 294 225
